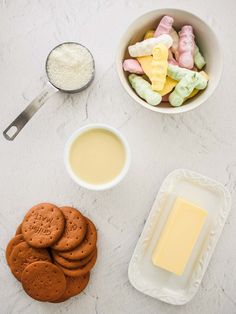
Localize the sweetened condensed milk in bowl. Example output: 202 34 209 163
65 124 131 190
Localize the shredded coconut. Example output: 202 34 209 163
46 43 94 91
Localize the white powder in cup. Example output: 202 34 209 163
46 43 94 91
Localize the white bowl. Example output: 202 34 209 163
64 124 131 191
116 8 223 114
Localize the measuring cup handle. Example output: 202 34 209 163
3 82 58 141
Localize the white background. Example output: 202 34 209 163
0 0 236 313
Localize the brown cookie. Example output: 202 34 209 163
52 207 87 252
52 247 96 269
9 241 51 281
6 234 25 266
56 249 97 277
52 273 90 303
22 203 65 248
15 223 22 235
22 261 66 302
50 294 70 303
59 218 97 260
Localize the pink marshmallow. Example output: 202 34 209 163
154 15 174 37
162 93 170 102
168 50 178 65
178 25 195 69
123 59 144 74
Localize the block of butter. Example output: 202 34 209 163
152 197 207 276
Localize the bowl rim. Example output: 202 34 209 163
116 8 223 114
64 123 131 191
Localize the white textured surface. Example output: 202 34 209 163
0 1 236 314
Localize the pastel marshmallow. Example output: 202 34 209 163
178 25 195 69
123 59 144 74
162 93 170 102
168 50 178 65
137 55 177 95
167 64 208 89
144 29 155 40
194 45 206 70
154 15 174 37
128 34 173 57
187 71 209 99
150 43 168 91
137 56 153 78
170 27 179 59
169 71 208 107
169 73 199 106
159 76 177 96
128 74 162 106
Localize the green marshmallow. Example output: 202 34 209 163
167 64 207 90
167 64 190 81
128 74 162 106
194 45 206 70
169 73 197 107
194 72 208 90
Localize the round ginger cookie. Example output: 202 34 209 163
56 249 97 277
52 207 87 252
59 218 97 260
52 273 90 302
6 234 25 266
22 261 66 302
22 203 65 248
15 223 22 235
9 241 51 281
52 247 96 269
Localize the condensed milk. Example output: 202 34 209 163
65 124 131 190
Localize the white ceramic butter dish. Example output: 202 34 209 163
128 169 231 305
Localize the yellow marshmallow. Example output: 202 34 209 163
150 44 168 91
159 76 177 96
200 71 209 80
143 29 155 40
137 56 153 78
137 56 177 96
187 89 199 99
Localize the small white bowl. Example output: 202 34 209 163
64 124 131 191
116 8 223 114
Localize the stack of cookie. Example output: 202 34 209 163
6 203 98 303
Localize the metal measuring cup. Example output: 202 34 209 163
3 42 95 141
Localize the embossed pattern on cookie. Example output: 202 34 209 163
52 207 87 251
22 203 65 248
59 218 97 260
9 241 51 281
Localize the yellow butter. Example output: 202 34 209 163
143 29 155 40
152 197 207 276
187 71 209 99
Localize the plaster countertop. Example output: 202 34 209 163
0 1 236 313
